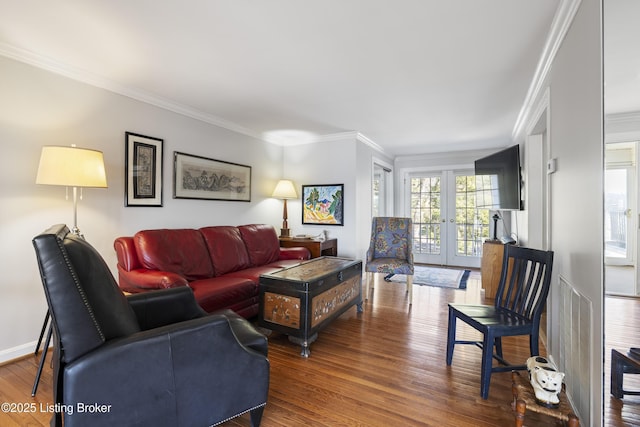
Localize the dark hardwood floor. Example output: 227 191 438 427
604 295 640 427
0 272 636 426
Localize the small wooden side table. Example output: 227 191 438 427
279 237 337 259
611 348 640 398
511 371 580 427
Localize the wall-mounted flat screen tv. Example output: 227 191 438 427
474 144 522 211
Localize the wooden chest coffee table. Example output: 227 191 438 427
258 256 363 357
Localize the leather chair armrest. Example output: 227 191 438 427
279 247 310 260
117 266 189 292
127 287 206 330
62 315 269 427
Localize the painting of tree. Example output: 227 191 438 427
302 184 344 225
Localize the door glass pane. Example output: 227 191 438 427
605 168 628 259
410 176 441 255
373 167 381 217
455 175 489 256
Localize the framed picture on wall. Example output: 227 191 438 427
302 184 344 225
173 151 251 201
125 132 163 207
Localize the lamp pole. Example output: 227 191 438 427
71 186 83 237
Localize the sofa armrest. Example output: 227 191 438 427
114 236 141 271
127 287 206 330
62 315 269 427
117 265 189 292
279 247 310 260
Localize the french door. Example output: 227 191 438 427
407 170 489 268
373 162 393 217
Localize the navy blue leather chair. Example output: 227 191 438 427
33 224 269 427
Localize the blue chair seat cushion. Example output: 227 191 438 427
365 258 414 275
448 304 534 334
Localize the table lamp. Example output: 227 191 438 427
36 145 108 237
272 179 297 238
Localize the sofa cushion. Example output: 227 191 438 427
224 265 288 284
134 229 214 281
238 224 280 266
189 276 258 313
199 226 251 276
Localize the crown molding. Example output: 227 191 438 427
0 42 263 141
605 111 640 125
512 0 582 141
355 132 386 154
1 42 391 152
605 111 640 143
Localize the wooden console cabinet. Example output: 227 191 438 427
481 240 517 300
279 237 337 259
481 240 505 300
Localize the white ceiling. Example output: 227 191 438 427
0 1 572 156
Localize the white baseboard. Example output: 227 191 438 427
0 340 39 365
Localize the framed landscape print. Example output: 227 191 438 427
173 151 251 201
302 184 344 225
125 132 163 207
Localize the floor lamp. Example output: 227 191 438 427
272 179 297 238
36 145 108 237
32 145 107 396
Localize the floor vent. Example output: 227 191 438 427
557 275 592 426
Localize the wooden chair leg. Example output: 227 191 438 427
495 336 503 359
567 413 580 427
407 275 413 305
511 371 525 427
530 331 540 355
446 308 456 365
480 332 494 399
611 349 624 398
514 399 526 427
250 405 265 427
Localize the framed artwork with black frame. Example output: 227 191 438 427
302 184 344 225
173 151 251 201
125 132 163 207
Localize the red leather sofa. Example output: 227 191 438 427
114 224 310 318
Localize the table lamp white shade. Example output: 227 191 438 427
36 145 108 237
271 179 297 199
36 146 107 188
272 180 297 237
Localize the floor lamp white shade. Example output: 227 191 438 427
36 146 108 236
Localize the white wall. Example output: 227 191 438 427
283 138 357 257
517 0 603 424
0 56 285 361
283 136 391 261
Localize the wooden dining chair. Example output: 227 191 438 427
446 244 554 399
